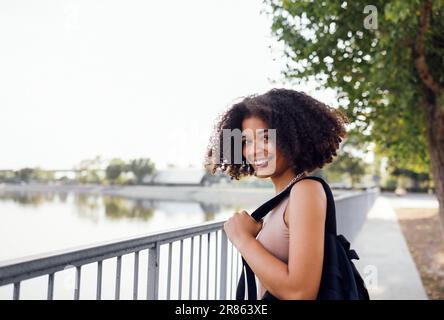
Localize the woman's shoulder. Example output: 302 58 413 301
291 175 326 194
288 176 328 210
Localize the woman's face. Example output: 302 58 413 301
241 116 291 178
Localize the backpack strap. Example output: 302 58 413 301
235 175 336 300
297 176 337 236
250 180 301 221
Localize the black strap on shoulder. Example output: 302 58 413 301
299 176 337 236
235 175 336 300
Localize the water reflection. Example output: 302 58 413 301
0 190 72 207
102 196 154 221
0 191 228 223
199 202 218 221
0 192 48 207
73 194 101 221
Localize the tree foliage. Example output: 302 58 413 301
128 158 156 184
324 150 367 186
105 158 126 183
265 0 444 173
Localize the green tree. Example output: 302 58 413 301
128 158 155 184
106 158 126 184
16 168 34 183
266 0 444 232
75 155 103 184
33 168 55 183
324 150 367 187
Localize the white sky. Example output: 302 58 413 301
0 0 338 170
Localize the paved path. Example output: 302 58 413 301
352 194 438 299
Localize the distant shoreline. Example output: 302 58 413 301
0 183 276 207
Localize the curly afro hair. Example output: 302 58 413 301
204 88 349 180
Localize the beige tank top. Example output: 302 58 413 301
255 194 290 299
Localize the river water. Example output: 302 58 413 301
0 190 252 300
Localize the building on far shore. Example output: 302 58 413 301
141 168 229 186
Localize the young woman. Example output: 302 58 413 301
205 88 348 300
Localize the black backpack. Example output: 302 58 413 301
235 175 370 300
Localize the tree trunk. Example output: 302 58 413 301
425 102 444 236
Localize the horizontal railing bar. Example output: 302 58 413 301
156 225 225 245
0 220 226 286
0 244 155 286
334 189 378 201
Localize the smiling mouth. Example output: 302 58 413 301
251 156 274 168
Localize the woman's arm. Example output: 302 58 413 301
237 179 326 299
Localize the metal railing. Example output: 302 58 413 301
0 188 379 300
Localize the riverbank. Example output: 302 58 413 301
0 183 278 207
0 182 350 208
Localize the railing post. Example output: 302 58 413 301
147 242 160 300
74 266 81 300
219 230 228 300
189 237 194 300
198 235 202 299
47 273 54 300
13 282 20 300
179 239 184 299
133 251 139 300
214 231 219 299
96 260 103 300
206 233 210 299
230 243 235 299
167 243 173 300
115 256 122 300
